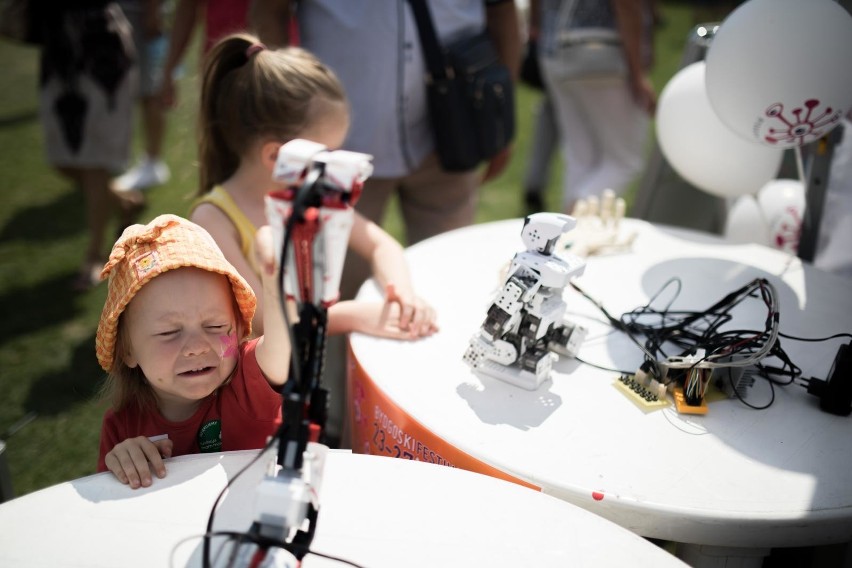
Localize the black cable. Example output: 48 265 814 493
202 438 277 568
574 356 634 376
204 531 368 568
725 366 775 410
779 331 852 342
573 277 790 409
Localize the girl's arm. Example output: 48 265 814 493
253 226 291 387
328 300 437 339
346 211 438 335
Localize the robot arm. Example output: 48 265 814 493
271 139 373 203
210 141 375 567
480 269 539 339
266 139 374 307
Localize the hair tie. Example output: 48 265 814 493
246 42 267 58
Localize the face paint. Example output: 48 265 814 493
219 330 239 359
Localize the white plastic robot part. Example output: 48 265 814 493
586 195 600 217
489 339 519 365
272 139 328 184
322 149 375 189
600 189 615 223
272 139 374 191
495 279 525 314
521 212 577 253
462 334 490 368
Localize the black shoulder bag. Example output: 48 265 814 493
407 0 515 172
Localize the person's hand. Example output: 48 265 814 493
347 299 438 340
630 72 657 115
254 225 278 280
481 145 513 183
104 436 173 489
384 283 438 338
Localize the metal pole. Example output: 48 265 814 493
797 126 843 262
632 24 728 234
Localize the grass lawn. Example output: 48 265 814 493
0 1 708 497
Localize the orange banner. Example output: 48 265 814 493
348 344 540 491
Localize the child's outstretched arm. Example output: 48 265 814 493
253 225 291 386
328 299 438 339
347 212 438 336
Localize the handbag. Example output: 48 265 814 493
407 0 515 172
0 0 38 45
548 0 627 81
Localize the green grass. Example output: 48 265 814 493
0 1 704 497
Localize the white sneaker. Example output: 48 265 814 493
113 157 170 192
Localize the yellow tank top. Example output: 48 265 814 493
191 186 261 277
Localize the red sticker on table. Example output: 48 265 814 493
592 491 605 501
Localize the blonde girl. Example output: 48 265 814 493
190 33 438 339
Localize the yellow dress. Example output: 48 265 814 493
191 186 261 277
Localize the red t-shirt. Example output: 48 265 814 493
97 338 282 472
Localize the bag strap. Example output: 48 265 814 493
406 0 453 81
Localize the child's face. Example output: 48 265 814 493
122 267 240 416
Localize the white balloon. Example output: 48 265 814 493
757 178 805 253
656 61 784 198
724 195 770 246
705 0 852 148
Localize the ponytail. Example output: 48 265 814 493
197 33 347 196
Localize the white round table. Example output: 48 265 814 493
0 448 686 567
348 218 852 566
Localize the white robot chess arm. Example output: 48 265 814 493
206 140 375 568
266 139 374 307
463 213 588 390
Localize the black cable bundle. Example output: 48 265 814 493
572 277 801 409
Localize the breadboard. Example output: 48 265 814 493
613 374 670 413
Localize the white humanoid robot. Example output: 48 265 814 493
463 213 587 390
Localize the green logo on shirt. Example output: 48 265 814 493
198 419 222 453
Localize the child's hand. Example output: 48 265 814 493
253 224 294 385
255 225 278 283
384 283 439 338
344 299 437 340
104 436 173 489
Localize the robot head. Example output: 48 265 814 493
521 213 576 255
273 139 374 195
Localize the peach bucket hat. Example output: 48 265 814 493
95 214 256 371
